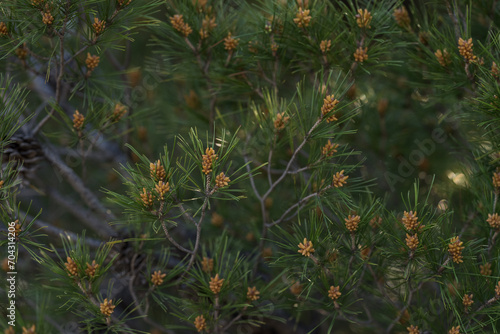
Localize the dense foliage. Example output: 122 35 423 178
1 0 500 333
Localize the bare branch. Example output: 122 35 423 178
42 145 116 222
45 187 115 238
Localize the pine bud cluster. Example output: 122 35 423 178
448 236 464 264
202 148 217 175
293 8 311 28
321 95 339 122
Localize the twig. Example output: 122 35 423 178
126 242 175 334
487 230 499 256
45 188 115 238
458 212 475 238
213 295 220 334
76 279 133 331
244 154 262 201
184 36 217 132
221 307 247 332
386 278 415 333
32 0 72 135
267 135 276 187
265 189 328 228
257 118 323 259
20 212 102 248
445 0 461 41
475 296 500 314
160 221 193 254
128 249 146 315
366 264 398 309
64 39 97 67
178 179 211 280
347 233 357 276
176 202 198 225
262 118 322 200
493 192 498 212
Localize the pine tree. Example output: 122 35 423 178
1 0 500 333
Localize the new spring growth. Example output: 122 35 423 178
170 15 193 37
262 247 273 260
100 298 115 317
356 9 372 29
462 294 473 309
332 170 348 187
407 325 419 334
209 274 224 294
11 221 21 239
155 181 170 200
0 180 4 189
247 286 260 301
458 38 477 63
202 147 217 175
492 62 500 79
22 325 36 334
328 286 341 301
65 257 78 277
345 215 360 233
42 10 54 26
86 53 100 73
140 188 153 207
215 172 230 188
320 40 331 54
151 270 166 286
402 211 424 232
31 0 45 6
495 281 500 298
73 110 85 131
93 18 106 35
200 15 216 39
298 238 315 257
16 43 28 60
480 262 492 276
405 233 419 251
201 257 214 272
192 0 208 11
393 7 411 30
150 160 166 181
194 315 206 332
293 7 311 28
274 112 289 131
112 103 127 121
322 140 339 157
448 326 460 334
271 42 279 55
248 41 259 53
493 170 500 189
296 0 309 7
21 325 36 334
224 32 239 51
448 236 464 264
85 260 98 277
117 0 132 8
211 212 224 227
354 47 368 63
370 216 382 229
321 95 339 122
419 31 430 45
290 281 303 295
0 22 8 36
487 213 500 229
435 49 451 67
